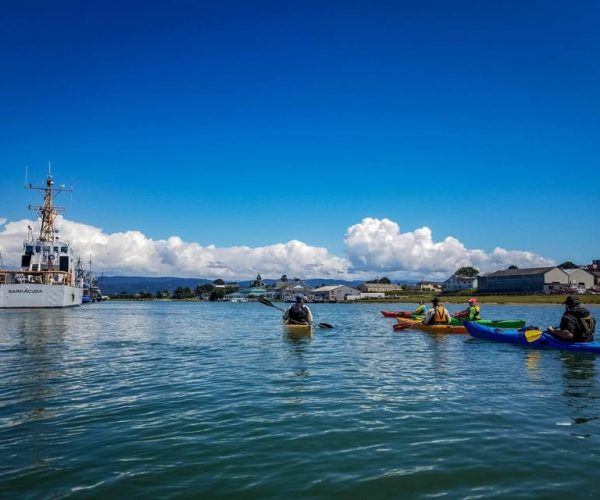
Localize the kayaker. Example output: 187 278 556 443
455 298 481 321
548 295 596 342
413 300 428 315
423 297 451 325
283 294 314 326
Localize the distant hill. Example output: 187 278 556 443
99 276 368 294
99 276 418 295
237 278 364 288
99 276 211 294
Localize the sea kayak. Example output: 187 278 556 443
394 317 525 333
394 318 467 334
411 315 526 328
283 322 313 336
464 322 600 353
381 310 525 328
454 318 525 328
381 310 413 318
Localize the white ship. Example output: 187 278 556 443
0 172 84 308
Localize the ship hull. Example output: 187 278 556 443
0 284 83 308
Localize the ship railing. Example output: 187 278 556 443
0 270 73 286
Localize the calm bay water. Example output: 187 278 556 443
1 300 600 498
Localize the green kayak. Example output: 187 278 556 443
413 315 525 329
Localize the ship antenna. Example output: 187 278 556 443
24 165 28 188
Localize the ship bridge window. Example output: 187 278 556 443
53 246 59 252
60 246 68 253
25 245 33 254
44 246 50 252
35 246 42 253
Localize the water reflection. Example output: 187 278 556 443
282 328 311 378
12 310 69 419
560 352 599 436
425 333 452 371
1 310 70 471
525 351 542 376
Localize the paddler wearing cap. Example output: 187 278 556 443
283 294 314 326
548 295 596 342
455 297 481 321
423 297 452 325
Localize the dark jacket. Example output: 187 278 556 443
560 306 596 342
287 303 309 323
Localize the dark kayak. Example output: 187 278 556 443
465 322 600 353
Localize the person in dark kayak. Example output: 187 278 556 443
454 297 481 321
423 297 451 325
548 295 596 342
283 294 314 325
413 300 428 315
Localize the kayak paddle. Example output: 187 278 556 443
524 329 544 342
257 297 334 329
393 321 413 331
258 296 285 312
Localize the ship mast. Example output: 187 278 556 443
27 166 72 242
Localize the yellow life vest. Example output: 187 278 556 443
414 305 426 315
469 305 481 320
433 305 450 324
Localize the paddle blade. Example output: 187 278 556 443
258 297 276 308
524 329 543 343
318 322 334 329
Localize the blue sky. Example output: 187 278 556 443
0 1 598 279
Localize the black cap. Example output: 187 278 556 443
432 297 440 304
562 295 580 306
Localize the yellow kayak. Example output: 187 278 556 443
394 317 467 334
283 322 313 336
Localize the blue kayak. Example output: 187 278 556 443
464 322 600 354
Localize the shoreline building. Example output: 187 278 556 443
442 274 478 293
273 279 313 302
477 267 594 294
311 285 361 302
359 283 403 294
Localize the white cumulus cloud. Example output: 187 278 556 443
0 216 554 280
344 217 555 279
0 217 347 280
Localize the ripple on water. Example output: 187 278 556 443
1 302 599 497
